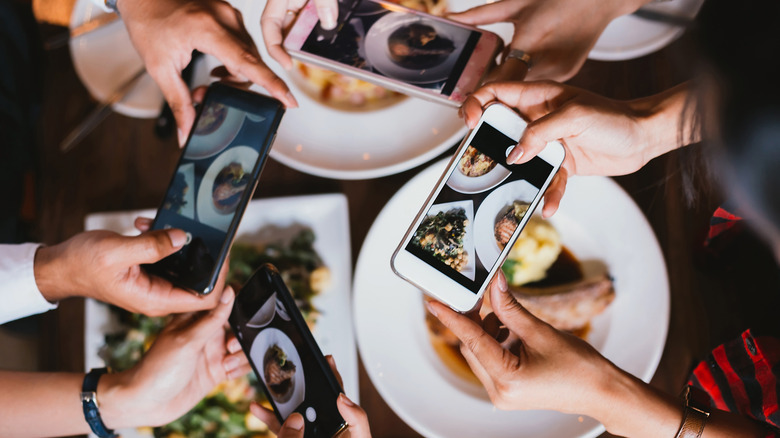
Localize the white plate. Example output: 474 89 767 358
353 160 669 437
69 0 163 118
185 105 246 159
364 13 470 85
422 200 475 281
197 146 259 232
589 0 705 61
228 0 513 180
446 155 511 195
84 193 358 436
251 328 306 418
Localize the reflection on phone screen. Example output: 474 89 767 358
233 276 344 437
152 93 275 291
405 123 554 293
300 0 481 95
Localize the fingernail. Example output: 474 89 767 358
177 129 185 147
228 338 241 353
320 7 337 30
425 300 438 317
224 355 240 371
286 413 305 431
167 229 188 248
509 146 524 164
339 393 356 407
286 91 298 108
221 286 235 304
497 271 508 292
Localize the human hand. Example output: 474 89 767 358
249 356 372 438
98 286 253 428
460 81 693 216
34 227 228 316
448 0 648 82
262 0 339 71
117 0 297 146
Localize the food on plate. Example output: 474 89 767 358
412 207 469 271
387 23 455 69
194 102 229 136
426 216 615 383
212 162 250 214
293 62 405 110
163 171 189 214
458 145 497 177
264 345 297 399
99 229 328 437
494 201 530 247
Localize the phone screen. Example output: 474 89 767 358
298 0 482 96
404 122 554 293
150 86 282 293
231 269 345 437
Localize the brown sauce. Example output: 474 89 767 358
523 246 583 288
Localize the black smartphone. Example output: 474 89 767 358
144 83 285 294
229 264 347 438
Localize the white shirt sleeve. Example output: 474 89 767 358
0 243 58 325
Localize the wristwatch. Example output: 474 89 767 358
675 385 711 438
81 368 118 438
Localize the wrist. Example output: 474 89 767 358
33 245 70 304
96 371 132 430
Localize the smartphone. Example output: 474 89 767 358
391 103 565 312
283 0 502 106
229 264 347 438
144 83 285 294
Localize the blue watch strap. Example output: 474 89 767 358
81 368 118 438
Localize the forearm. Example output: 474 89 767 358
630 81 701 164
33 244 71 303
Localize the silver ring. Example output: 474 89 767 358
505 49 532 69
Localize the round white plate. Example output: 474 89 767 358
230 0 514 179
250 327 306 418
421 200 475 281
364 13 469 85
472 179 537 268
247 292 278 329
196 146 259 232
69 0 163 118
446 158 511 194
353 160 669 438
589 0 705 61
185 105 245 159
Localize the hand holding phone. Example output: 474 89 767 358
229 264 347 438
144 83 285 295
283 0 501 106
392 103 565 312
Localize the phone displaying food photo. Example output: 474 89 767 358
283 0 501 107
144 83 285 294
229 264 347 438
391 103 565 312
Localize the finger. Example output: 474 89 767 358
151 67 197 147
460 94 493 130
313 0 338 30
325 355 344 388
227 336 242 354
223 349 249 373
134 216 153 232
459 341 498 396
447 1 518 26
191 85 208 105
470 81 571 122
337 393 371 437
540 166 568 218
186 286 236 342
426 300 520 377
226 362 253 380
121 229 188 266
261 0 294 70
250 402 282 433
277 413 305 438
484 57 530 84
489 271 543 337
513 102 581 165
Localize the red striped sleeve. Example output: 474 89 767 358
693 358 730 411
713 344 753 414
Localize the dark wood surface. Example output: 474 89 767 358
32 22 772 438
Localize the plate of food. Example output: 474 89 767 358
446 145 512 194
472 179 537 267
411 200 475 280
227 0 513 179
353 159 669 437
251 328 306 417
184 104 246 160
589 0 705 61
84 193 357 437
196 146 259 232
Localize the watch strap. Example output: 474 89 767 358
676 386 711 438
81 368 118 438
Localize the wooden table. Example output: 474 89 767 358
31 12 777 437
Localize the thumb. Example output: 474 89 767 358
447 2 512 26
121 229 189 266
337 394 371 437
152 67 196 147
277 413 305 438
489 271 541 336
185 286 235 342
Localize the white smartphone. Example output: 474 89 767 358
391 103 565 312
282 0 502 107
